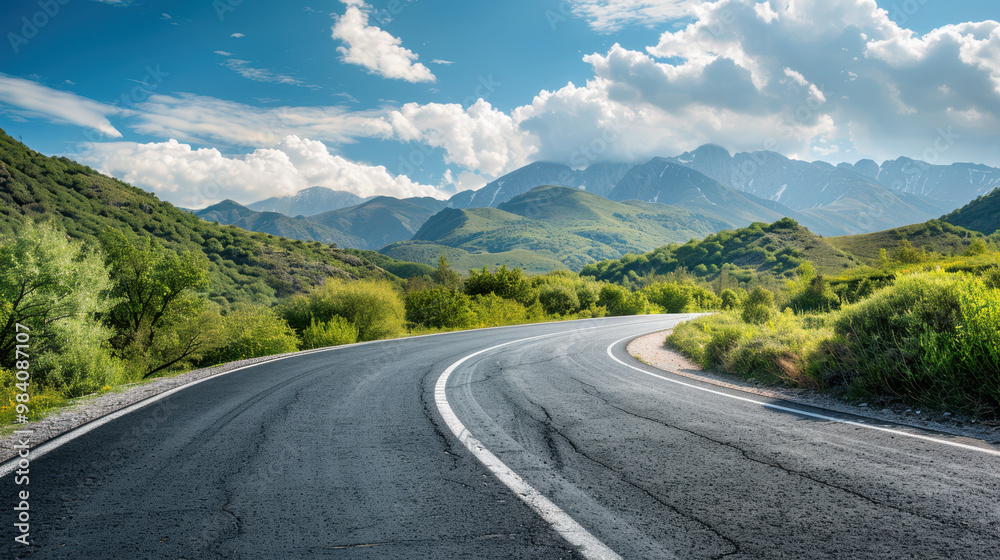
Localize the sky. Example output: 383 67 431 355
1 0 998 208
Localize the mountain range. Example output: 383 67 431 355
187 144 1000 271
0 129 421 306
382 185 729 273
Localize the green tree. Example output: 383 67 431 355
0 221 120 395
99 228 212 376
432 254 461 289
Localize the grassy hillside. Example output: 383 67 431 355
941 188 1000 235
380 241 569 274
826 220 983 264
0 129 412 306
382 186 729 272
581 218 859 284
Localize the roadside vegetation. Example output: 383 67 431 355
0 221 720 426
665 243 1000 419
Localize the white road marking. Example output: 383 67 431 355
0 315 636 479
435 330 623 560
607 335 1000 458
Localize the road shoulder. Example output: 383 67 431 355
627 330 1000 445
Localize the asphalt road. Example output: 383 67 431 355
2 315 999 559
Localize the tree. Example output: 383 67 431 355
0 221 120 395
99 228 212 376
432 254 461 288
0 221 113 367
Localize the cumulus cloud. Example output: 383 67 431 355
386 99 538 176
332 0 435 83
82 136 443 207
515 0 1000 166
131 93 392 147
0 74 123 138
565 0 702 33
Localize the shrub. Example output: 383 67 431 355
741 288 776 325
405 287 474 329
538 284 579 315
469 293 529 328
720 289 743 310
207 305 300 364
301 316 358 349
310 278 405 341
644 283 692 313
789 275 840 313
464 265 534 304
598 284 648 316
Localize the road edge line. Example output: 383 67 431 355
607 335 1000 458
434 329 623 560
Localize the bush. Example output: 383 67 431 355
741 288 776 325
789 275 840 313
465 265 534 304
832 273 1000 413
301 316 358 349
644 283 692 313
207 305 300 364
538 284 579 315
310 278 405 341
469 293 530 328
405 287 474 329
720 289 743 310
598 284 648 316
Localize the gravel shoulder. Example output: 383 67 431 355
627 330 1000 446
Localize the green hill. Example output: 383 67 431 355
0 128 415 305
826 220 983 264
306 196 448 249
380 185 729 272
941 188 1000 236
581 218 859 283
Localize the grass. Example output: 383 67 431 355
826 220 982 264
667 269 1000 417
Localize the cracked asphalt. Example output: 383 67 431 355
3 315 999 559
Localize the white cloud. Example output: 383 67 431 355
431 59 454 66
332 0 435 83
81 136 443 207
565 0 702 33
513 0 1000 167
214 50 232 56
230 32 245 38
0 74 122 138
386 99 537 176
131 93 392 147
219 59 315 88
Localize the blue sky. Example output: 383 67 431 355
1 0 998 207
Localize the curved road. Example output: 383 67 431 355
3 315 999 559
